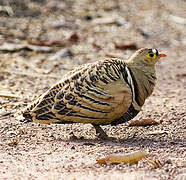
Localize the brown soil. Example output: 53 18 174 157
0 0 185 179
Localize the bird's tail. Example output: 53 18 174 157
14 98 41 122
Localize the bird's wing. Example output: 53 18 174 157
31 59 133 125
51 59 133 124
29 63 90 123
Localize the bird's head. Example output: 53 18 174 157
129 48 167 66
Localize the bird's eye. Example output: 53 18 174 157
147 52 156 59
149 53 154 57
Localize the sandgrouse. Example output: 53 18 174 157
21 48 167 139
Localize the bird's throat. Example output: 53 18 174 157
127 65 156 107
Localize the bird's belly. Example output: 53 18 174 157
100 78 132 124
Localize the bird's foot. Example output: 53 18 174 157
97 133 115 140
92 124 115 140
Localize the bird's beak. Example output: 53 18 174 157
159 53 167 58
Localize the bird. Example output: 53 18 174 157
21 48 167 139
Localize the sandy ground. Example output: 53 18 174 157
0 0 185 179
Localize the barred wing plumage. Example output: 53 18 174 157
25 59 133 125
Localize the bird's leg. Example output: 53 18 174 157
92 124 110 140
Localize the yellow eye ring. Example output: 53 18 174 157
147 53 156 59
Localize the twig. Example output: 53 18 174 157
170 15 186 24
1 0 14 16
2 70 61 79
0 92 20 99
4 5 14 16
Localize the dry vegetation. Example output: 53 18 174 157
0 0 185 179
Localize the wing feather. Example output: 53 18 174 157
27 59 133 125
51 60 132 124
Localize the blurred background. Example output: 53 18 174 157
0 0 185 179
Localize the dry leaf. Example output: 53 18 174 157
114 42 137 50
129 119 159 127
148 159 163 168
68 32 79 42
28 40 64 46
97 150 148 165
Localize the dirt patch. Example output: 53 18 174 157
0 0 185 179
